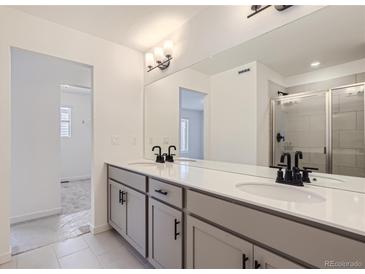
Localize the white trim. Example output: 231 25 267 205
10 207 62 225
89 223 111 235
60 175 91 182
0 246 11 265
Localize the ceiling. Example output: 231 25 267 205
191 6 365 77
12 5 206 52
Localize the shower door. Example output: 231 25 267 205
330 83 365 177
272 92 328 173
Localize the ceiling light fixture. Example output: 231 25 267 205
310 61 321 67
145 40 173 72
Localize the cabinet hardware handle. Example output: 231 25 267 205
242 254 249 269
155 189 168 195
254 260 261 269
121 191 126 205
174 219 180 240
119 190 122 204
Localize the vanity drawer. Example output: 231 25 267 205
108 165 146 192
186 189 365 268
149 178 182 208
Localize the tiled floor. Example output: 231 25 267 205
1 230 153 269
11 180 91 255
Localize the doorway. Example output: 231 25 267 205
179 88 206 159
10 48 93 255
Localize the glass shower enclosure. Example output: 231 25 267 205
271 82 365 177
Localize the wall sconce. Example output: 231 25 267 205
145 40 173 72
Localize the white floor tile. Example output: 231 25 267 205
59 248 101 269
0 258 17 269
52 236 88 258
82 230 124 256
97 245 145 269
16 245 59 269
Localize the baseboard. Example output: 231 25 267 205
90 223 111 235
10 207 62 225
0 246 11 265
61 175 91 182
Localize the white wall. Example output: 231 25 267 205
0 7 143 264
256 62 286 166
145 6 323 85
144 68 209 159
180 109 204 159
61 88 92 181
11 48 92 225
208 62 257 164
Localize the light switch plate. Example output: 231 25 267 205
111 135 120 145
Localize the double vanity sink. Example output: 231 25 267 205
107 159 365 269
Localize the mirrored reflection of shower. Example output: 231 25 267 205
272 83 365 178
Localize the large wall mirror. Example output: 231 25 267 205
144 6 365 178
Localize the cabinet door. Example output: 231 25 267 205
186 215 253 269
253 246 304 269
149 198 182 268
109 180 126 233
124 185 146 257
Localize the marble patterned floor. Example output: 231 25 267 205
1 230 153 269
11 180 91 255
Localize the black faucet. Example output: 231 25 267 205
293 151 303 184
165 145 176 162
272 152 319 186
152 146 165 163
280 153 293 183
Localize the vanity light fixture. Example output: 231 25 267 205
145 40 173 72
310 61 321 67
247 5 293 19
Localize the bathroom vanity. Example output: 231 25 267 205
106 161 365 269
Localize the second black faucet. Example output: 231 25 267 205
152 145 177 163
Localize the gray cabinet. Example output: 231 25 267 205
108 179 146 257
253 246 303 269
186 215 253 269
148 198 182 268
124 185 147 257
109 179 126 232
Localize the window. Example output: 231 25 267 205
60 106 72 137
180 118 189 152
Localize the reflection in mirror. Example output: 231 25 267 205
144 6 365 181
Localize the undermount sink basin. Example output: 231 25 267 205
236 183 326 203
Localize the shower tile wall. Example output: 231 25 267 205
275 96 327 172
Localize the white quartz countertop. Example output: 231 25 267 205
174 158 365 194
107 159 365 238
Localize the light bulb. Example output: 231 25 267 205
145 52 154 69
163 40 173 58
154 47 164 63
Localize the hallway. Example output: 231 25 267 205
11 180 91 255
